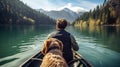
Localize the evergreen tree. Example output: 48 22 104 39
0 0 55 25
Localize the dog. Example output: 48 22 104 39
40 38 68 67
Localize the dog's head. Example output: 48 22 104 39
42 38 63 55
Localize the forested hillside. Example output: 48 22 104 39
0 0 55 25
74 0 120 26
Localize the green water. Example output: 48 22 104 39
0 25 120 67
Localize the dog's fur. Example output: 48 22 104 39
40 38 68 67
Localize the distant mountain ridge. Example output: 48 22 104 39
37 8 85 24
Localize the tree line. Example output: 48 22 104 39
0 0 56 25
74 0 120 26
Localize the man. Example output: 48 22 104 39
47 18 79 63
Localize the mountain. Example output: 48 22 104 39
37 8 85 24
0 0 55 25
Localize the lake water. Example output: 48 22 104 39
0 25 120 67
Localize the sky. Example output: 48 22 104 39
20 0 104 12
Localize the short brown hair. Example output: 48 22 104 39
56 18 67 29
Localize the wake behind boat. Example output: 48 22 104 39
20 51 93 67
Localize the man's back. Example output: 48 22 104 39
48 29 73 63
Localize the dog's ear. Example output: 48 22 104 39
42 39 51 55
56 40 63 51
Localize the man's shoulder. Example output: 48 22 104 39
47 31 58 38
50 31 58 35
64 30 71 35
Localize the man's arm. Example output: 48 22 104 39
70 34 79 51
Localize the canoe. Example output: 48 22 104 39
20 51 92 67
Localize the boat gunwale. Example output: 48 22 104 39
20 51 93 67
19 51 43 67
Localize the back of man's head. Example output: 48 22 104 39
56 18 67 29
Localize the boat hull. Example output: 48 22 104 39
20 51 92 67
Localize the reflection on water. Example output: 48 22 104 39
0 25 55 58
0 58 18 66
74 26 120 52
0 25 120 67
72 26 120 67
0 25 55 67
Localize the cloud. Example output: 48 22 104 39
78 1 99 10
58 3 88 12
20 0 101 11
20 0 59 10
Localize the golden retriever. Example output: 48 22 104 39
40 38 68 67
